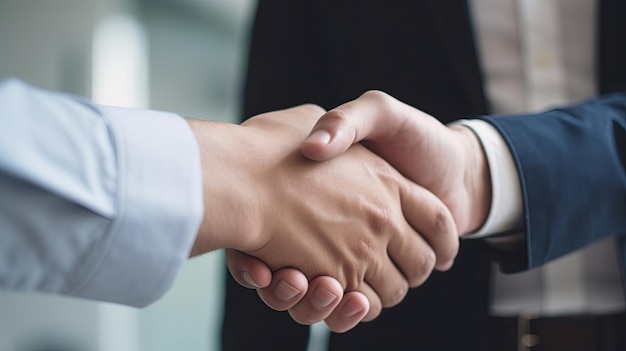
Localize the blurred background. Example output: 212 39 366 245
0 1 256 350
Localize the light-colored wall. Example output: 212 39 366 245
0 0 94 93
141 0 254 121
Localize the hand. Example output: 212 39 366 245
187 104 458 331
301 91 491 235
229 91 491 331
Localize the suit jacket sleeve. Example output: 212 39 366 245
481 93 626 272
0 79 203 307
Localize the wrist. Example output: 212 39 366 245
186 119 264 256
451 125 492 235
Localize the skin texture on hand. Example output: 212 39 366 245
301 91 491 235
228 92 492 332
186 104 458 331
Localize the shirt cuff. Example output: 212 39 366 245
455 119 523 238
72 106 203 307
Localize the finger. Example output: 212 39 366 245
355 234 409 309
323 291 370 333
224 249 272 289
400 181 459 272
301 90 410 161
355 202 411 307
287 276 343 325
225 250 311 311
362 251 410 308
356 282 382 322
257 269 309 311
386 218 438 288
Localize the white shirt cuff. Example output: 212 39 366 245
455 119 523 238
73 106 203 307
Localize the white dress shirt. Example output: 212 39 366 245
0 79 203 307
465 0 625 316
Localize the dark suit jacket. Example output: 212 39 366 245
221 1 626 350
483 94 626 273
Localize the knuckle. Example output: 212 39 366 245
433 204 456 237
362 90 394 111
300 103 326 116
367 205 397 237
362 89 390 103
381 281 409 308
432 204 460 263
409 250 436 287
353 238 377 263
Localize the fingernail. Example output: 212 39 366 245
311 286 338 310
276 279 301 301
241 271 261 288
305 130 331 145
342 300 365 318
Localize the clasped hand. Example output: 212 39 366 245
192 91 490 333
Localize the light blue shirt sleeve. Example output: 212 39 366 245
0 79 203 307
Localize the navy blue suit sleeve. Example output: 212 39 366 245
481 93 626 271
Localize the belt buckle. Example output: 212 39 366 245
517 312 540 351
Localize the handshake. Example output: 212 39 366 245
189 91 493 333
3 80 622 337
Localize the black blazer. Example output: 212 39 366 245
221 1 626 350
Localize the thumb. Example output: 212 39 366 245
301 90 407 161
300 110 359 161
225 249 272 289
